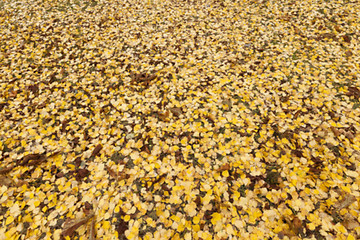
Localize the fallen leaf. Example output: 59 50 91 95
217 163 230 172
91 144 103 158
106 166 118 179
75 169 90 181
334 194 356 210
158 111 170 121
88 217 97 240
283 216 303 236
341 213 360 231
330 126 341 137
61 212 95 238
0 164 15 175
17 153 46 167
346 86 360 98
0 175 14 187
342 34 351 43
169 107 182 117
116 217 128 238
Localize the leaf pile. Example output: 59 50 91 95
0 0 360 239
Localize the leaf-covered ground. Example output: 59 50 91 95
0 0 360 239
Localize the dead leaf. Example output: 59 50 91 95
130 72 157 89
342 213 360 230
346 86 360 98
0 164 15 175
116 217 128 238
169 107 182 117
342 35 351 43
344 131 355 139
17 153 46 166
0 175 14 187
158 111 170 122
61 212 95 238
334 193 356 210
141 144 151 154
334 25 342 33
88 217 97 240
106 166 118 179
217 163 230 172
75 169 90 181
283 216 303 236
345 50 353 57
91 144 103 158
330 126 341 137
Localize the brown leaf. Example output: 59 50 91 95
283 216 303 235
106 166 118 179
0 175 14 187
141 145 151 154
344 131 354 139
217 163 230 172
118 172 129 181
334 25 342 33
342 35 351 43
91 144 103 158
75 169 90 181
346 86 360 98
334 193 356 210
83 202 93 215
342 213 360 230
130 72 157 88
61 212 95 237
169 107 182 117
0 164 15 175
0 102 8 111
158 111 170 122
116 217 128 238
15 179 29 187
345 50 353 57
61 119 69 133
18 153 46 166
330 126 341 137
88 216 96 240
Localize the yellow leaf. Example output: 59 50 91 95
347 235 356 240
193 216 200 224
5 216 14 225
222 170 229 177
211 213 222 225
307 222 316 231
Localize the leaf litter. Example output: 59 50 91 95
0 0 360 239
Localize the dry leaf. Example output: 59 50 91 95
334 194 356 210
88 217 97 240
18 153 46 166
61 212 95 238
342 213 360 230
169 107 182 117
283 216 303 236
106 166 118 179
0 164 15 175
342 35 351 43
330 126 341 137
158 111 170 121
344 131 355 139
217 163 230 172
0 175 14 187
91 144 103 158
